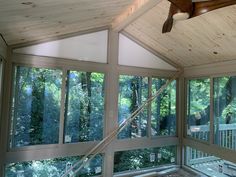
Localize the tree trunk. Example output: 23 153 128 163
79 72 91 141
86 72 92 139
130 77 138 137
189 77 236 126
30 69 45 144
155 79 161 135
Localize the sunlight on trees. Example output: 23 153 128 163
10 66 62 147
114 146 176 172
5 154 102 177
214 76 236 150
7 66 177 176
118 75 148 139
151 79 176 136
187 78 210 141
64 71 105 143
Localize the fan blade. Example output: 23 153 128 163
162 2 191 33
162 17 174 33
168 0 193 12
193 0 236 17
192 0 210 2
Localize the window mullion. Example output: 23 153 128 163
59 69 67 145
210 77 214 145
147 76 152 138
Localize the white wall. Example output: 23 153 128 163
118 34 176 71
14 30 108 63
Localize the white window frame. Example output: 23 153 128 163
1 30 180 177
183 64 236 167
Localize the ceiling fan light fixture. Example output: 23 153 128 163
173 12 190 21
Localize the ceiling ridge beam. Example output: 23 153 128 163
121 30 183 71
112 0 162 32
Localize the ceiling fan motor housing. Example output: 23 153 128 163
173 12 190 21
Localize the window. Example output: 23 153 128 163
114 146 176 173
118 75 148 139
186 146 236 176
64 71 105 143
187 78 210 141
214 76 236 150
5 154 103 177
10 66 62 148
151 79 176 136
118 75 176 139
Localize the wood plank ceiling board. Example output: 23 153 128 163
124 0 236 67
0 0 134 45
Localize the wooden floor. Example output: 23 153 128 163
162 169 200 177
191 160 231 177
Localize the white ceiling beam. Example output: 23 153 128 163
112 0 162 32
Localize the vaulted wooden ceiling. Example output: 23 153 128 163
1 0 236 68
0 0 133 45
124 0 236 68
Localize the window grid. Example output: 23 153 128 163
1 58 179 177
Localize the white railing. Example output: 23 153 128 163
216 124 236 150
188 123 236 160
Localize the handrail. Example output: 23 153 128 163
61 71 182 177
190 124 236 132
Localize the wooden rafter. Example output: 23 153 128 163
112 0 162 32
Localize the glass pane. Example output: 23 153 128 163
186 146 236 177
64 71 105 143
214 76 236 150
5 154 103 177
114 146 176 173
151 79 176 136
187 78 210 141
10 66 62 148
118 75 148 139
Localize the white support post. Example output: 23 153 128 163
177 75 185 166
210 77 214 145
103 29 119 177
0 47 12 176
147 77 152 138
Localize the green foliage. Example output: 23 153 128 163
114 146 176 173
9 67 178 176
214 76 236 124
64 71 105 143
5 155 102 177
188 79 210 115
118 75 176 138
118 75 148 139
151 79 176 136
11 66 62 147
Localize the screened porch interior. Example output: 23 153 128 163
0 1 236 177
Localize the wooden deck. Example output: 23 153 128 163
191 159 236 177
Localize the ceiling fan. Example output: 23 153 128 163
162 0 236 33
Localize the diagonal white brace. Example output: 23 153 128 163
61 70 183 177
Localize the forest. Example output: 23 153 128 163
7 65 178 176
6 65 236 176
188 77 236 148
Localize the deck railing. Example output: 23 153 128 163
188 123 236 161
